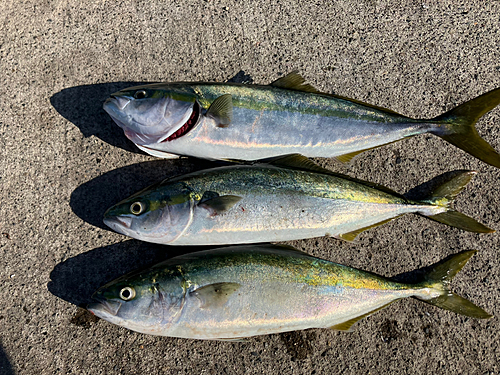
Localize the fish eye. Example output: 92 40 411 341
134 90 147 99
130 201 145 215
119 287 136 301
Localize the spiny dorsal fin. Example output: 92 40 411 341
263 154 406 199
270 71 320 93
198 194 242 215
190 282 241 309
338 216 403 242
207 94 233 127
330 302 396 331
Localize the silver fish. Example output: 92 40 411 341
103 72 500 167
87 245 491 340
103 155 492 245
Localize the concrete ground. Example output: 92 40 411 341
1 1 499 374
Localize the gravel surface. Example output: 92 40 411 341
1 1 499 374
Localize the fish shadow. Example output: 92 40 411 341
69 158 220 231
50 82 147 153
0 343 14 375
47 240 217 308
50 71 254 153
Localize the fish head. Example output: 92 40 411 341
103 181 195 244
103 84 199 145
88 266 185 334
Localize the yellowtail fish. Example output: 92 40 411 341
103 72 500 167
87 245 491 340
103 155 493 245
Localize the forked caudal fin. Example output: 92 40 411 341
416 171 494 233
330 250 491 332
414 250 492 319
431 87 500 168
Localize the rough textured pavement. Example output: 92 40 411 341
1 1 499 374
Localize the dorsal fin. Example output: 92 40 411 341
330 302 396 331
262 154 335 174
262 154 406 199
270 71 320 93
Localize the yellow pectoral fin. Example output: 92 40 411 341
207 94 233 127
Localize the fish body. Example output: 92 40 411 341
103 155 492 245
103 72 500 167
87 245 491 339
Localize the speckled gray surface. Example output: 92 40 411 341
1 1 499 374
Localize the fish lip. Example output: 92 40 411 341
88 298 122 317
103 216 133 230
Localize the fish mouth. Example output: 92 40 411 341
104 216 133 231
88 298 122 317
104 96 131 111
159 101 200 143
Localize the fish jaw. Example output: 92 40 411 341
103 216 133 234
104 93 198 145
88 299 124 326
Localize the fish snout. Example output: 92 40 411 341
88 298 122 317
104 96 131 111
103 216 133 232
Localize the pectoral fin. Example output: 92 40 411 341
207 94 233 127
198 194 242 216
190 282 241 309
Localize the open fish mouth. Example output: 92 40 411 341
159 102 200 143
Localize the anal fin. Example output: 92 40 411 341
330 302 396 331
335 150 365 164
338 216 402 242
335 139 404 164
